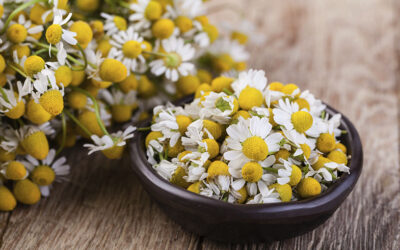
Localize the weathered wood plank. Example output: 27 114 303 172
1 0 399 249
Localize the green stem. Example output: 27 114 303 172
0 0 45 34
142 51 167 57
263 167 278 174
56 112 67 156
223 88 233 95
71 87 111 137
7 63 28 78
118 0 130 8
63 109 92 138
33 48 48 56
137 127 151 131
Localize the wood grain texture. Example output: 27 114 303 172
1 0 399 249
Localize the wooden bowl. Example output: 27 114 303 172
129 99 363 242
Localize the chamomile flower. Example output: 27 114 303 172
224 116 283 171
231 69 267 110
109 26 147 73
83 125 136 156
208 38 249 73
149 36 195 82
0 81 29 118
273 98 320 141
246 183 281 204
154 159 178 180
45 9 77 64
101 13 127 36
129 0 162 30
100 88 137 123
22 149 69 196
199 92 238 124
8 14 43 43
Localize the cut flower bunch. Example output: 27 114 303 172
146 69 351 204
0 0 253 211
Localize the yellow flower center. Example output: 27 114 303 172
0 186 16 212
76 0 99 12
122 40 142 59
241 162 263 183
31 165 55 186
203 24 219 43
175 115 192 134
195 15 209 26
0 148 16 162
5 161 27 180
312 155 331 170
67 91 87 110
145 1 162 20
291 111 313 133
0 55 5 73
167 140 184 158
195 83 211 99
335 142 347 154
138 75 157 98
300 143 311 159
197 69 212 83
236 186 248 204
71 70 86 86
46 24 63 45
0 5 4 18
178 150 192 163
170 166 190 188
78 111 104 137
207 160 230 181
238 87 264 111
152 18 175 39
111 104 133 123
175 16 193 33
281 83 299 95
69 21 93 49
5 98 25 119
39 89 64 116
268 107 277 126
231 31 248 44
99 58 128 82
21 131 49 160
268 81 284 91
11 44 30 59
274 149 290 163
7 23 27 43
211 76 233 93
269 183 292 202
295 98 310 111
91 78 112 88
297 177 321 198
24 55 45 76
177 75 200 95
203 119 222 140
187 181 201 194
327 150 348 165
119 74 138 92
102 145 125 159
234 61 247 71
242 136 268 161
288 165 302 186
13 179 41 205
316 133 336 153
97 39 112 57
113 16 127 31
55 65 72 87
202 138 219 159
90 20 104 39
213 53 233 73
145 131 163 148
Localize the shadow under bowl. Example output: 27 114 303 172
129 99 363 243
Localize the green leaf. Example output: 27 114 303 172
215 97 231 112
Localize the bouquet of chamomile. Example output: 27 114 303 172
0 0 253 212
146 69 350 204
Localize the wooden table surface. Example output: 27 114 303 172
1 0 399 249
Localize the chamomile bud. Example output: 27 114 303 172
102 145 125 159
203 24 219 43
7 23 27 43
91 78 112 89
138 75 157 98
24 55 45 76
269 183 292 202
281 83 299 95
99 58 127 83
55 66 72 87
145 1 162 20
21 131 49 160
327 150 348 165
5 161 27 180
203 120 222 140
145 131 163 148
5 94 25 119
207 161 229 181
274 149 290 163
118 74 138 93
175 16 192 33
70 21 93 49
67 91 87 109
11 45 30 59
242 162 263 183
78 110 104 136
111 105 132 123
97 39 112 57
177 75 200 95
202 139 219 159
170 166 190 188
31 165 55 186
26 99 52 124
46 24 63 45
39 89 64 116
152 19 175 39
0 148 16 162
167 140 184 158
187 181 201 194
238 87 264 110
71 70 86 86
211 76 233 93
317 133 336 153
90 20 104 39
312 155 331 171
236 186 248 204
194 83 211 99
0 186 16 211
13 179 41 205
268 82 284 91
76 0 99 12
232 110 251 120
176 115 192 134
288 165 302 186
297 177 321 198
0 55 5 73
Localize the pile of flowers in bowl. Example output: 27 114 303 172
145 69 351 204
0 0 253 212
